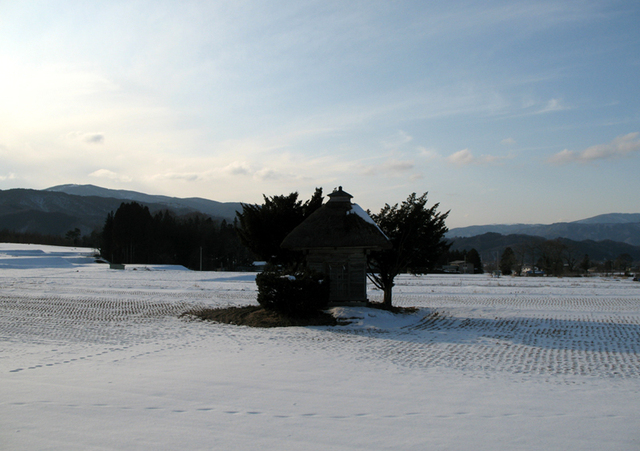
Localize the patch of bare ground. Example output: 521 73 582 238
367 301 418 314
180 305 340 327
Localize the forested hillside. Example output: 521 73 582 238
449 233 640 267
0 187 241 236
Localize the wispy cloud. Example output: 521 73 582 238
387 160 414 172
149 159 303 185
67 132 105 144
254 168 282 181
89 169 132 182
223 161 252 176
447 149 508 166
501 137 516 146
503 98 571 119
361 159 415 177
547 133 640 164
534 98 569 114
381 130 413 149
153 172 202 182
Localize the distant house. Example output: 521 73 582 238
522 266 544 276
281 187 391 304
252 261 267 272
444 260 474 274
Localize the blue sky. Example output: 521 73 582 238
1 1 639 228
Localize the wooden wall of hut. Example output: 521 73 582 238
306 249 367 304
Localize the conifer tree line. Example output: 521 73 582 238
101 202 253 270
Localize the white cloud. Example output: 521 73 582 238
547 149 575 165
0 173 18 181
501 137 516 146
89 169 132 182
223 161 251 176
417 146 441 160
547 133 640 164
447 149 475 166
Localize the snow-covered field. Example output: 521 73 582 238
2 243 639 450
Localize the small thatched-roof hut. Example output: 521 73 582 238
281 187 390 304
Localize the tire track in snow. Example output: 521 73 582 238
2 288 640 380
317 308 640 380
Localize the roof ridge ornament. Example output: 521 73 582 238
327 186 353 203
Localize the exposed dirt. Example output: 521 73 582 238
367 301 418 314
184 302 419 328
181 305 340 328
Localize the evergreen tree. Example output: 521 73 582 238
105 202 153 263
466 248 483 274
538 239 567 276
235 188 323 266
579 254 591 274
499 247 516 275
65 228 81 245
368 192 450 309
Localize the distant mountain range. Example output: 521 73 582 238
0 185 243 236
447 213 640 246
46 184 242 220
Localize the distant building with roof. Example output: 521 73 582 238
281 187 391 304
443 260 474 274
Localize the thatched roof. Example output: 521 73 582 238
281 187 391 250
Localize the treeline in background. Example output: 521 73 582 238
100 202 253 270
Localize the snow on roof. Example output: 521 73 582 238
347 203 389 240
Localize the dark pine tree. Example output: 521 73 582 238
367 192 450 309
235 188 323 267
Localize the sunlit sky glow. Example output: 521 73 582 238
1 1 639 228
